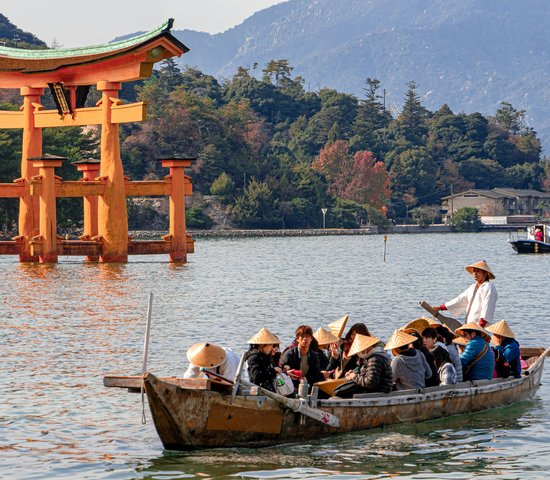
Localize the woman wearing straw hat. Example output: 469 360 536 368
433 260 498 328
244 327 282 392
183 342 240 380
385 330 432 391
455 322 494 381
328 323 372 379
333 334 393 398
486 320 521 378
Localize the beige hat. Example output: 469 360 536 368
399 318 430 335
247 327 280 345
314 378 349 396
486 320 515 339
187 342 226 368
384 330 417 351
452 336 469 346
455 321 491 339
465 260 495 280
313 327 339 347
328 314 349 338
348 334 381 357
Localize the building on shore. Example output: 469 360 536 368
442 188 550 224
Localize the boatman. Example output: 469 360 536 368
183 342 240 381
432 260 497 328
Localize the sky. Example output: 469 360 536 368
1 0 288 48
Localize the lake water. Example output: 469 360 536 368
2 231 550 479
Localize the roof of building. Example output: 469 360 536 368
442 188 550 200
0 19 188 87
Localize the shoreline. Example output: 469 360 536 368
127 224 529 239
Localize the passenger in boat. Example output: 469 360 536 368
432 346 457 385
333 334 393 398
422 327 448 353
455 322 495 381
432 260 497 328
385 330 432 390
313 327 339 376
407 329 439 387
486 320 522 378
435 325 463 382
183 342 240 381
327 323 371 378
534 226 544 242
280 325 325 388
244 327 282 392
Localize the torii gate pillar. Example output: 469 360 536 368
18 87 44 261
97 81 128 263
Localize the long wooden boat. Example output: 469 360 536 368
105 347 549 450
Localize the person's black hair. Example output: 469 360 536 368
344 323 371 343
435 326 454 344
422 327 438 339
432 346 452 368
408 330 423 350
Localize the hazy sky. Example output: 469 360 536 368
1 0 288 47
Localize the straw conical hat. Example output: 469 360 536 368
384 330 417 351
399 318 430 335
313 327 339 347
486 320 515 339
455 321 491 338
465 260 495 280
187 342 226 368
427 318 442 326
452 336 469 346
247 327 280 345
328 314 349 338
348 334 381 357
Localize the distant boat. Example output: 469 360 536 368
105 347 549 450
510 224 550 253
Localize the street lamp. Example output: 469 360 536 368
321 208 327 229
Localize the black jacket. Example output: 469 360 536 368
280 346 325 386
244 348 277 392
354 348 393 394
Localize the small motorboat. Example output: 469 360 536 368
510 224 550 254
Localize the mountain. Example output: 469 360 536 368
174 0 550 152
0 13 46 47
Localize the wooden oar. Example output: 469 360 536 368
201 368 340 428
420 300 462 331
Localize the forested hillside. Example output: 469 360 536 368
174 0 550 152
0 13 46 48
1 58 547 234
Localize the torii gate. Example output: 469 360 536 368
0 19 194 263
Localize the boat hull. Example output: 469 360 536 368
144 347 549 450
510 240 550 254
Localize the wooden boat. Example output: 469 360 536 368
510 224 550 253
104 347 549 450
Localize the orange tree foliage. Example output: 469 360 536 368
311 140 390 210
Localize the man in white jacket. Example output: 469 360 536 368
183 342 240 380
433 260 497 328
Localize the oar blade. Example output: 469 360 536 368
297 401 340 427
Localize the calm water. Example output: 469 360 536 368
2 232 550 479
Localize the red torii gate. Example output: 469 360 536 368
0 19 194 263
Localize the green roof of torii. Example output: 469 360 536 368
0 19 186 60
0 19 189 87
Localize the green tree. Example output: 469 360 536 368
452 207 483 232
210 172 236 203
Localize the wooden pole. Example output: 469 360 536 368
97 81 128 262
142 292 154 374
18 87 44 262
31 155 64 263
